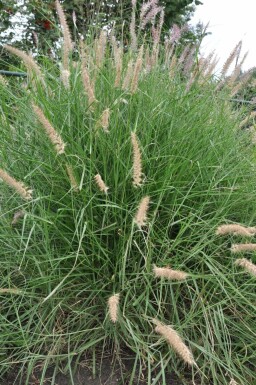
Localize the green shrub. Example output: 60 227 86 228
0 3 255 384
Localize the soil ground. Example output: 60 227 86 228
2 358 185 385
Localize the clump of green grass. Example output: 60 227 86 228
0 2 256 384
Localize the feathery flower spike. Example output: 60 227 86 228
153 265 188 281
97 108 110 133
153 319 195 366
130 45 144 93
239 111 256 128
231 243 256 253
0 288 23 295
122 59 134 90
134 196 150 227
55 0 73 70
94 174 109 194
230 69 252 97
221 41 242 78
60 69 70 89
131 132 142 187
32 104 66 155
130 0 137 51
234 258 256 276
229 380 238 385
55 0 72 51
114 46 123 87
108 293 120 323
95 30 107 69
0 74 8 86
169 55 177 78
216 224 256 236
4 45 45 85
11 210 25 225
66 164 79 192
81 61 97 107
0 168 32 200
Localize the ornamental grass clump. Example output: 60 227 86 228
0 2 256 385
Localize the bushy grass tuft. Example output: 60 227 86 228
0 10 256 385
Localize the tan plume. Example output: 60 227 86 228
55 0 73 70
108 293 120 323
145 47 152 72
0 74 8 86
60 69 70 89
114 46 123 87
230 69 253 97
153 265 188 281
228 52 248 86
32 104 65 155
221 41 242 78
81 60 97 107
66 164 79 191
0 288 23 295
130 45 144 93
229 379 239 385
134 196 150 227
94 174 109 194
4 45 45 84
122 59 134 90
239 111 256 128
234 258 256 276
95 30 107 69
153 319 195 366
11 210 25 225
231 243 256 253
130 0 137 51
185 69 198 92
131 132 143 187
97 108 110 133
216 224 256 236
0 168 32 200
169 55 177 78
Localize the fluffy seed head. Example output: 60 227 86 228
94 174 109 194
0 74 8 86
108 293 120 323
0 288 23 295
169 55 177 78
229 379 239 385
130 45 144 93
239 111 256 129
32 104 66 155
0 168 32 201
66 164 79 192
95 30 107 69
55 0 72 50
230 69 253 97
130 0 137 51
98 108 110 133
153 319 195 366
11 210 25 225
122 59 134 90
114 46 123 87
131 132 142 187
221 41 242 78
231 244 256 253
4 45 45 84
153 265 188 281
216 224 256 237
134 196 150 227
81 61 97 106
55 0 73 70
234 258 256 276
60 69 70 88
